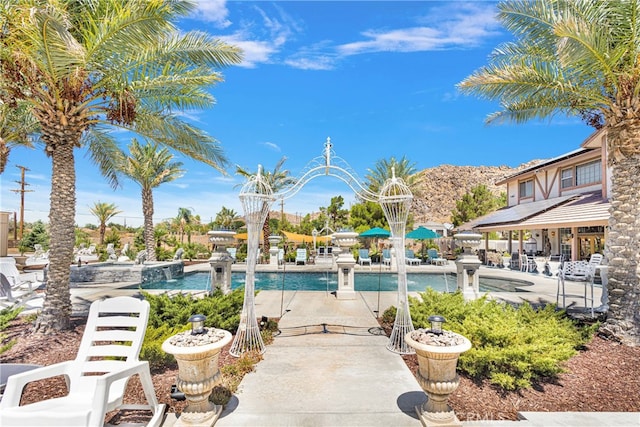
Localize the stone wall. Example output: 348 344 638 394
70 261 184 285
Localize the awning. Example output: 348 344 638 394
282 230 332 244
516 192 609 229
473 192 609 232
464 195 576 231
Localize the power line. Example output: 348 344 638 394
10 165 33 239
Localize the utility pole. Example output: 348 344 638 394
10 165 33 240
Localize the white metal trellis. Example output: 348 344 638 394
231 139 415 356
379 167 415 354
229 167 275 357
276 137 378 202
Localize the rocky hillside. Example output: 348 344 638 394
411 161 542 224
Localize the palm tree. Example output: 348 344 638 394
236 157 296 251
1 0 241 332
175 207 194 244
0 101 38 174
214 206 244 230
119 139 183 261
365 156 418 195
89 202 122 245
457 0 640 345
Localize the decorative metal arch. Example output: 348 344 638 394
231 138 415 356
276 138 379 202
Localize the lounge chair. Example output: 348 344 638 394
295 248 307 265
382 249 391 266
358 249 372 267
0 296 165 427
278 248 285 266
405 249 421 265
557 253 603 317
0 273 37 309
427 248 447 266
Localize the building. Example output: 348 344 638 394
462 129 609 262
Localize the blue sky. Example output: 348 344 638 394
0 1 595 228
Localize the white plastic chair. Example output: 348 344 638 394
557 254 603 317
0 272 37 309
0 296 165 427
295 248 307 265
382 249 392 266
358 249 372 267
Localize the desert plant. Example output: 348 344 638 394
409 289 596 390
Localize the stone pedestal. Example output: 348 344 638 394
406 330 472 427
454 233 482 301
268 235 282 267
333 231 358 300
207 230 236 294
162 330 232 427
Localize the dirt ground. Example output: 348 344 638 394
2 317 640 422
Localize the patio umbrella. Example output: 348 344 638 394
359 227 391 318
406 226 440 260
359 227 391 238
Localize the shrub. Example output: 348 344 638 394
140 289 246 367
409 289 596 390
0 307 23 355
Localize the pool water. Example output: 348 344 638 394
132 272 530 293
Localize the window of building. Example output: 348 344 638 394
576 159 601 186
561 168 573 189
561 159 601 189
519 179 533 198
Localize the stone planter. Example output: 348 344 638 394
162 329 232 426
332 230 359 300
267 235 282 266
406 329 472 427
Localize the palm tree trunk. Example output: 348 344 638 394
34 141 75 332
263 214 271 253
603 151 640 345
142 187 156 261
99 223 106 245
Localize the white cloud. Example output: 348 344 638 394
262 142 281 152
193 0 231 28
284 55 334 71
219 35 277 68
337 3 502 56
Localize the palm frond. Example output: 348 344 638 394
84 127 126 189
131 110 228 173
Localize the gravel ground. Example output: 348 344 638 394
2 316 640 423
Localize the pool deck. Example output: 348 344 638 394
15 260 637 427
17 259 603 318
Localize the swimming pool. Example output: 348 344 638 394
130 272 530 293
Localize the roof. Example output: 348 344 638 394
471 192 609 232
461 195 576 231
495 148 595 185
517 192 609 229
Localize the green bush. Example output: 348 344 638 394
409 289 596 390
140 289 246 367
0 307 23 355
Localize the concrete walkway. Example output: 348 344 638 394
217 291 425 427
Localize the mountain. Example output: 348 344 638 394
411 161 542 224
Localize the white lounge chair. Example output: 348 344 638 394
295 248 307 265
0 296 165 427
382 249 392 266
0 272 37 310
358 249 372 267
405 249 421 266
557 253 603 317
277 249 285 266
